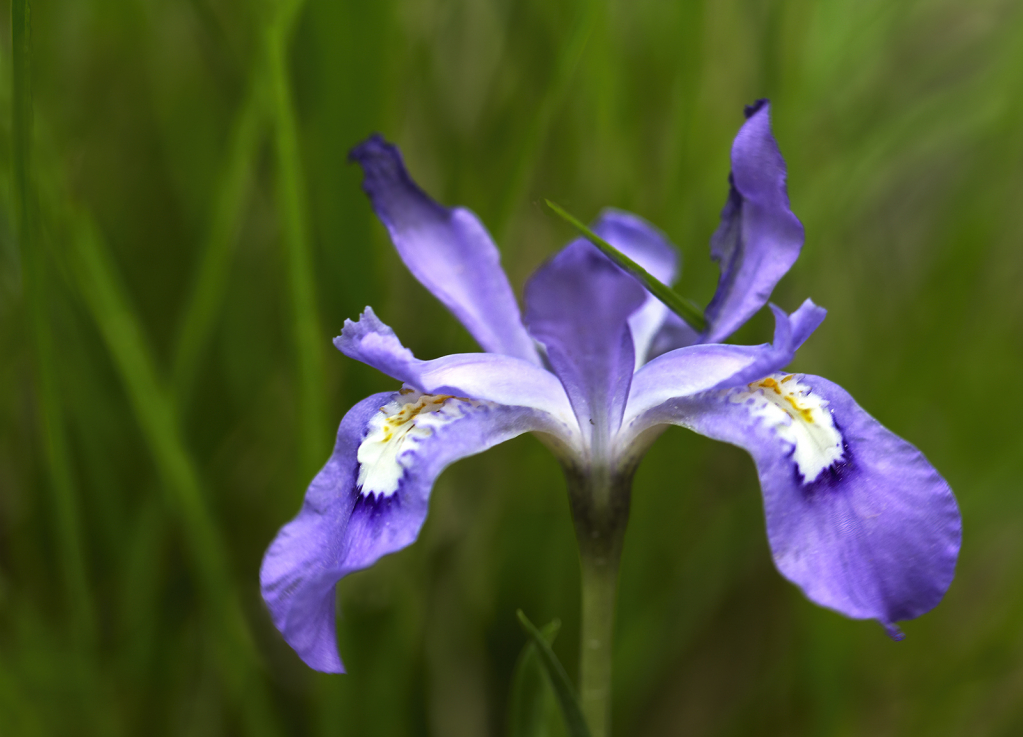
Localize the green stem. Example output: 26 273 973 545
565 464 633 737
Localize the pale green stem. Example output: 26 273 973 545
565 463 633 737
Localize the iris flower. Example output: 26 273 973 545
260 101 961 683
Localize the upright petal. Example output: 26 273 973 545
589 209 681 368
524 241 645 451
335 307 579 447
349 136 539 364
261 390 557 672
704 100 804 343
630 374 961 631
651 100 804 354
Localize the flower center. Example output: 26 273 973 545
356 389 478 497
730 374 844 483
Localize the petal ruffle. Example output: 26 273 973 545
524 241 645 450
620 299 825 441
631 374 961 631
336 308 579 446
349 136 539 364
260 391 555 672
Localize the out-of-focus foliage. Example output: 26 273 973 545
1 0 1022 734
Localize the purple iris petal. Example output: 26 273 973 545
336 308 578 435
588 209 681 367
263 101 960 672
349 136 539 364
635 375 961 631
260 391 554 672
703 100 804 343
524 241 645 447
621 299 825 438
651 100 804 354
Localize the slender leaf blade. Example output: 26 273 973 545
545 199 707 333
516 610 592 737
508 619 562 737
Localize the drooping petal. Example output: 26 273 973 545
621 299 825 440
651 100 804 354
260 390 555 672
631 374 961 631
335 308 579 446
524 241 645 449
588 209 681 368
349 135 539 364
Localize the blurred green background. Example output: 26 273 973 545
2 0 1022 734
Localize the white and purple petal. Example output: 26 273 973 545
349 136 539 364
631 374 961 631
335 308 579 446
260 390 555 672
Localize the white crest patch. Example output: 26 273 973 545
729 373 844 483
356 389 483 497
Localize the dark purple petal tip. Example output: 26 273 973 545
348 134 445 222
884 622 906 641
745 98 769 119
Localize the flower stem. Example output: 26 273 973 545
565 465 633 737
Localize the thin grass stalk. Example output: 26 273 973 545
266 0 328 481
62 210 282 737
172 64 268 405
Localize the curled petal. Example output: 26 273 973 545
350 136 539 364
633 374 961 630
336 308 579 444
260 391 556 672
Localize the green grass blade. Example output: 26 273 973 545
508 619 562 737
172 66 267 404
545 199 707 333
516 610 592 737
63 210 281 737
11 0 96 648
266 0 329 481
